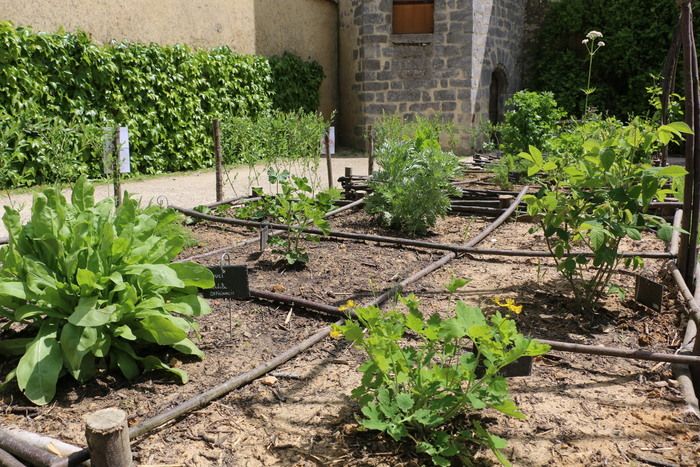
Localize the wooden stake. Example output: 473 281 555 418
213 119 224 202
84 408 132 467
0 447 24 467
325 132 333 188
112 130 121 207
367 125 375 175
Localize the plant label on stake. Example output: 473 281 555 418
201 266 250 300
102 127 131 174
634 275 663 312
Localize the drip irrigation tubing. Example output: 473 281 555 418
178 197 366 263
68 181 522 464
662 210 699 415
0 447 24 467
172 204 675 260
0 429 67 467
250 288 700 365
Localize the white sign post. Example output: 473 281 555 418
103 127 130 206
103 127 131 175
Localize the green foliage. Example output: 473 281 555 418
0 104 106 188
373 114 457 151
0 22 325 188
498 91 566 157
0 177 214 405
333 295 549 466
646 74 685 123
237 169 340 266
528 0 686 116
367 117 459 236
520 119 690 308
221 110 329 186
269 52 325 113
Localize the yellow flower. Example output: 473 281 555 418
492 296 523 314
330 327 343 339
338 300 357 312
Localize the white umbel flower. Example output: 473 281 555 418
586 30 603 40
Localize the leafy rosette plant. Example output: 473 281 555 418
333 295 548 466
237 169 340 266
0 176 214 405
366 125 459 236
519 119 691 308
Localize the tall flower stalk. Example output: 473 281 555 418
582 30 605 115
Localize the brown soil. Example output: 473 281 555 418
1 207 699 467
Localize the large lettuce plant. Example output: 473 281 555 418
0 177 214 405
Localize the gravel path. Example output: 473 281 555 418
0 156 370 238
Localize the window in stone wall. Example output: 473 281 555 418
393 0 434 34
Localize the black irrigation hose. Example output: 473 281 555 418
69 184 523 464
173 204 675 260
0 429 68 467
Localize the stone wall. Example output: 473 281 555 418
338 0 527 150
471 0 527 132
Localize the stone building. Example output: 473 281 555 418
338 0 527 149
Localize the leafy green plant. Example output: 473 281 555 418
269 52 325 113
333 295 549 466
237 169 340 265
646 74 685 123
221 110 328 188
528 0 687 116
367 119 459 236
497 91 566 157
0 104 107 189
0 177 214 405
581 30 606 115
519 119 690 309
0 23 324 188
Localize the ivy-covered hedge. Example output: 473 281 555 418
269 52 325 113
527 0 690 117
0 22 324 188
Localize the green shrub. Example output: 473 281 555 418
333 295 549 466
0 22 325 188
221 110 329 185
0 104 106 189
269 52 325 113
528 0 686 117
0 177 214 405
236 169 340 266
367 117 459 236
519 119 689 308
498 91 566 156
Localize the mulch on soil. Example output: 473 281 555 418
1 201 699 467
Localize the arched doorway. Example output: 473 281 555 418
489 67 508 125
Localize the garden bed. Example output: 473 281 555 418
1 203 698 466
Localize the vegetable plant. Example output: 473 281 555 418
497 91 566 157
519 119 690 309
237 169 340 266
222 110 329 188
333 295 549 466
0 177 214 405
0 22 326 188
367 120 459 236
